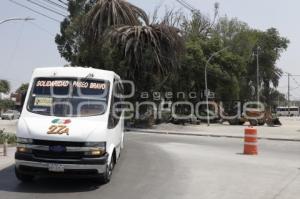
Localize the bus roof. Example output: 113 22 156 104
277 106 299 108
31 67 120 81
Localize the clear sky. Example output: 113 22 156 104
0 0 299 99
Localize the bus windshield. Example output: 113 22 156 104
27 78 110 117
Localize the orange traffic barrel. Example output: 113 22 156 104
244 127 258 155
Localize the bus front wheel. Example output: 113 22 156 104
99 159 114 184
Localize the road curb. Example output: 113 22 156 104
0 159 14 171
127 128 300 142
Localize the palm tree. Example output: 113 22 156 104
84 0 183 77
0 80 10 94
83 0 184 124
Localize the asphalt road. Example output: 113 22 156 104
0 132 300 199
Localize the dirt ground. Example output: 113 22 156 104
153 117 300 140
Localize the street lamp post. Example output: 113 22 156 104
0 17 34 25
256 46 260 105
205 47 229 126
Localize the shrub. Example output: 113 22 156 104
0 131 16 144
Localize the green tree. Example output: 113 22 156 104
55 1 289 112
254 28 289 105
210 17 289 104
0 80 10 93
177 14 247 102
0 100 14 110
16 83 29 94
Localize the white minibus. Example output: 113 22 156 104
15 67 124 183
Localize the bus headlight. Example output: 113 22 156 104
16 138 33 153
16 146 32 153
84 142 106 156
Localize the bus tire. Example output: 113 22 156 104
98 151 116 184
101 160 114 184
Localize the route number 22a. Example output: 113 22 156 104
47 125 69 136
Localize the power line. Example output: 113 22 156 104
176 0 201 14
279 71 300 102
9 0 61 23
292 76 300 86
290 76 300 92
37 0 68 15
26 0 67 17
28 21 56 36
7 21 25 69
181 0 196 10
58 0 68 6
40 0 68 11
281 71 300 77
290 86 300 91
175 0 194 11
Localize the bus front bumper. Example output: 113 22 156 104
15 152 108 177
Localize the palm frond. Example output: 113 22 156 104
271 67 282 87
85 0 149 41
110 23 184 76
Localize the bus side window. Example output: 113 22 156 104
108 80 123 129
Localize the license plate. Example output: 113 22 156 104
48 164 64 172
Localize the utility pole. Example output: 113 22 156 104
288 73 290 116
256 46 260 105
0 17 34 25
